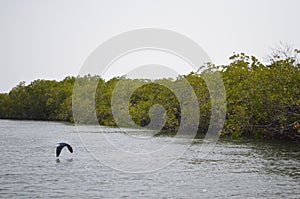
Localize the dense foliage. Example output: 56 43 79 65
0 52 300 142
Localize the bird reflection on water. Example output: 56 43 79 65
56 158 73 163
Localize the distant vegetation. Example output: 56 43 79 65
0 46 300 142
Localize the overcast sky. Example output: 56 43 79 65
0 0 300 92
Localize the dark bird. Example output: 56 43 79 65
56 142 73 158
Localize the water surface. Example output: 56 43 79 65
0 120 299 198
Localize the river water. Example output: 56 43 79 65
0 120 299 198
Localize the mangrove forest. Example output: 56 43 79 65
0 51 300 143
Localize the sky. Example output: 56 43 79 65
0 0 300 92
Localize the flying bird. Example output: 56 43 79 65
56 142 73 158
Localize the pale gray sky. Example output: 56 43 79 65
0 0 299 92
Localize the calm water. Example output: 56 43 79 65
0 120 299 198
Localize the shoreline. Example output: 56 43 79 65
1 118 299 145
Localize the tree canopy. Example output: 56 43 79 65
0 50 299 142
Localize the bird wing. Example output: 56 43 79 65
56 144 64 157
66 144 73 153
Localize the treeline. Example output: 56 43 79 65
0 77 74 121
0 51 300 142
